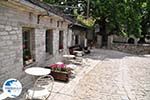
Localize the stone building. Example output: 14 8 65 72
70 23 88 48
0 0 73 88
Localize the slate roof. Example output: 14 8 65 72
26 0 75 23
24 0 88 29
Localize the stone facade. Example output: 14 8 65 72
0 1 71 90
0 5 24 85
71 27 88 48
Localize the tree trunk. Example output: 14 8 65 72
99 16 108 47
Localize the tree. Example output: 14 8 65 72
43 0 86 16
44 0 150 38
89 0 149 38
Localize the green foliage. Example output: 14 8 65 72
44 0 150 38
77 16 95 28
87 0 149 38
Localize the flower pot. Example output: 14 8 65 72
50 71 71 82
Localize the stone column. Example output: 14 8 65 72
84 38 87 47
63 30 67 50
107 35 113 49
96 35 102 48
67 29 73 47
53 29 59 55
134 38 138 45
35 28 46 65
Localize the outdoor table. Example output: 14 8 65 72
25 67 51 76
62 55 75 58
25 68 54 99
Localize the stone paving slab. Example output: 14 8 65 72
20 49 150 100
71 49 150 100
48 49 105 100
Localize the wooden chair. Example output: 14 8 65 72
25 75 54 100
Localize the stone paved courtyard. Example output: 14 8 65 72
49 49 150 100
71 49 150 100
19 49 150 100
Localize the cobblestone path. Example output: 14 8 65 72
72 49 150 100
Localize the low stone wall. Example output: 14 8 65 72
111 43 150 55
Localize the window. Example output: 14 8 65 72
59 31 64 50
22 28 35 66
46 29 53 54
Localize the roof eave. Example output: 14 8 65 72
6 0 47 14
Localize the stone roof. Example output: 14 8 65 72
26 0 76 23
25 0 88 29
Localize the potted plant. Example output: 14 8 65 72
48 63 72 82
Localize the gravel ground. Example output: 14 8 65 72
72 49 150 100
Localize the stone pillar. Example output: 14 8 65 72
67 29 73 47
108 35 113 49
35 28 46 65
80 34 85 48
84 38 87 47
134 38 138 45
53 29 59 55
96 35 102 48
63 30 67 50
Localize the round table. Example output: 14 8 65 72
25 67 51 76
63 55 75 58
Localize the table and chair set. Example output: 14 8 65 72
24 67 54 100
23 47 90 100
23 58 77 99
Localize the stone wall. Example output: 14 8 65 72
113 35 128 43
110 35 150 55
0 24 24 84
111 43 150 55
0 5 26 85
0 2 70 91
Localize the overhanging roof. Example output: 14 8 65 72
26 0 75 23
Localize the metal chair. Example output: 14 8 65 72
25 75 54 100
